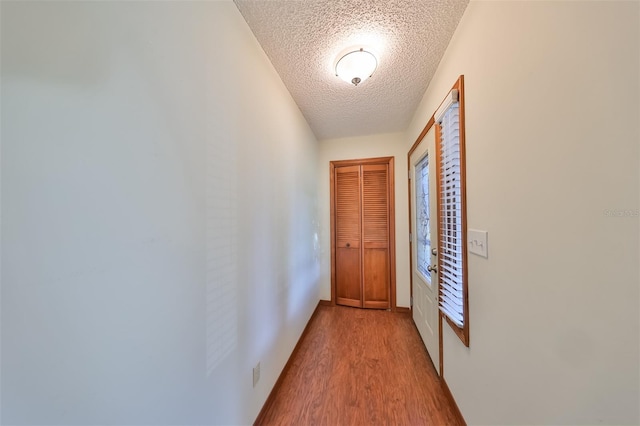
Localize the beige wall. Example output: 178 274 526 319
318 132 411 308
1 2 319 424
405 1 639 424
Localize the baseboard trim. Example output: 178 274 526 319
396 306 411 314
441 376 466 426
253 300 324 425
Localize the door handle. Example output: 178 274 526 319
431 248 438 256
346 242 351 248
427 264 438 273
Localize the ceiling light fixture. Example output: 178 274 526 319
335 48 377 87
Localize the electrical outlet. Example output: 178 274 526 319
253 362 260 387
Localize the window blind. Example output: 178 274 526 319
437 96 464 328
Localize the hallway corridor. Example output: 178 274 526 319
256 305 464 425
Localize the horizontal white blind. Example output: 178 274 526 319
435 89 458 124
438 100 464 327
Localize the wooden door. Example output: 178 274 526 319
362 164 390 308
331 157 395 310
335 165 362 308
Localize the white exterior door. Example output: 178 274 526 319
410 126 439 372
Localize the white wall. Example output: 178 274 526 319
1 2 320 425
318 132 410 308
405 1 640 424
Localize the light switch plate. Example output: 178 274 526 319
468 229 488 258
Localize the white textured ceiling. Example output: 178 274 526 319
234 0 469 140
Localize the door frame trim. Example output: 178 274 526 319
408 75 467 377
330 156 396 311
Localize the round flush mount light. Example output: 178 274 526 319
335 48 378 86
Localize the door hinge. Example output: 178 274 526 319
409 232 412 242
410 296 413 307
408 169 412 180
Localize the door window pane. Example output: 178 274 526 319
416 155 431 283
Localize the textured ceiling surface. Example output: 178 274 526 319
234 0 469 140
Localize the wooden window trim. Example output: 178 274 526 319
435 76 469 347
330 156 396 311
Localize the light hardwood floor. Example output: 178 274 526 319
256 305 465 426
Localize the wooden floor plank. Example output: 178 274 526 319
256 305 465 426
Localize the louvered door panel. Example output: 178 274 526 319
335 165 362 307
362 164 390 308
362 165 389 249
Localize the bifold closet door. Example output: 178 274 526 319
362 164 390 308
334 163 390 309
335 165 362 308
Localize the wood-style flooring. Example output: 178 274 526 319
256 305 465 426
